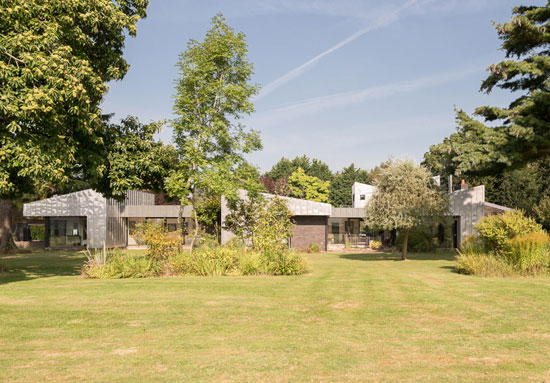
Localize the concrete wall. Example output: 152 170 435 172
450 185 485 245
291 216 328 251
352 182 376 208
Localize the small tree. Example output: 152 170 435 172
288 168 330 203
224 194 294 252
167 14 262 250
364 159 449 260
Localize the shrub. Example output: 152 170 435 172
460 235 485 255
134 222 182 261
306 243 320 253
236 251 266 275
30 225 45 241
456 252 516 277
0 262 8 273
82 248 162 279
187 246 238 276
395 226 436 253
263 249 308 276
504 232 550 274
475 210 544 252
370 240 382 250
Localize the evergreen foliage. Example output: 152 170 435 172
425 3 550 175
329 163 370 207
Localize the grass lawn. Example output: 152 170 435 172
1 250 550 382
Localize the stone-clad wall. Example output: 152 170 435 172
291 216 328 251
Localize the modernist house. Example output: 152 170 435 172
22 180 511 251
23 190 193 249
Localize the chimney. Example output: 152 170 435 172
461 179 468 190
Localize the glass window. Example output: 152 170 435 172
360 194 366 200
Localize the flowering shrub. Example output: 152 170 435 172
134 222 182 261
370 240 382 250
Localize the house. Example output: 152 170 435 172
22 190 193 249
22 180 511 251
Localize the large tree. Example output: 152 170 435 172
364 159 449 260
166 14 262 249
267 155 333 182
0 0 149 249
329 163 370 206
288 168 330 203
426 3 550 176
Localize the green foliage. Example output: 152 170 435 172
534 195 550 231
306 243 320 253
267 156 333 182
424 4 550 175
329 164 370 207
288 168 330 203
364 159 449 259
504 232 550 274
133 222 182 261
456 252 516 277
0 0 149 198
263 249 308 276
369 240 382 250
82 248 162 279
395 226 436 253
223 194 295 252
29 225 44 241
94 117 178 199
474 210 544 253
0 262 8 273
168 14 262 244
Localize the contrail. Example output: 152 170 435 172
254 0 425 101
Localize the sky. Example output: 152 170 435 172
100 0 545 173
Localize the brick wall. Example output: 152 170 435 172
291 216 328 251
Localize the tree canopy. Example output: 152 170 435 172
288 168 330 203
166 14 262 249
425 3 550 176
364 159 449 260
266 155 333 182
329 163 370 207
0 0 149 199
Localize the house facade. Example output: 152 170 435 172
23 190 193 249
22 180 511 251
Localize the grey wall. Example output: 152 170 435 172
450 185 485 244
23 189 107 248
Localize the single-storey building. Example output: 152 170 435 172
23 190 193 249
22 180 511 251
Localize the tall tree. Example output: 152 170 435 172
166 14 262 249
288 168 330 203
364 159 449 260
266 155 333 181
329 163 370 206
0 0 149 249
426 3 550 175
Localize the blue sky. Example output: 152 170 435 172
100 0 545 173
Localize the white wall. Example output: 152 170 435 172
351 182 376 208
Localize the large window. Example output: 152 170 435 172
48 217 86 247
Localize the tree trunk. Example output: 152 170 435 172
0 199 17 253
178 203 186 245
189 204 200 253
401 227 409 261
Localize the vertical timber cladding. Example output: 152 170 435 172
105 191 153 247
291 216 328 251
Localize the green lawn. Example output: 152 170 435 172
1 250 550 382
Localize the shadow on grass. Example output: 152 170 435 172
0 251 85 285
338 252 457 262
